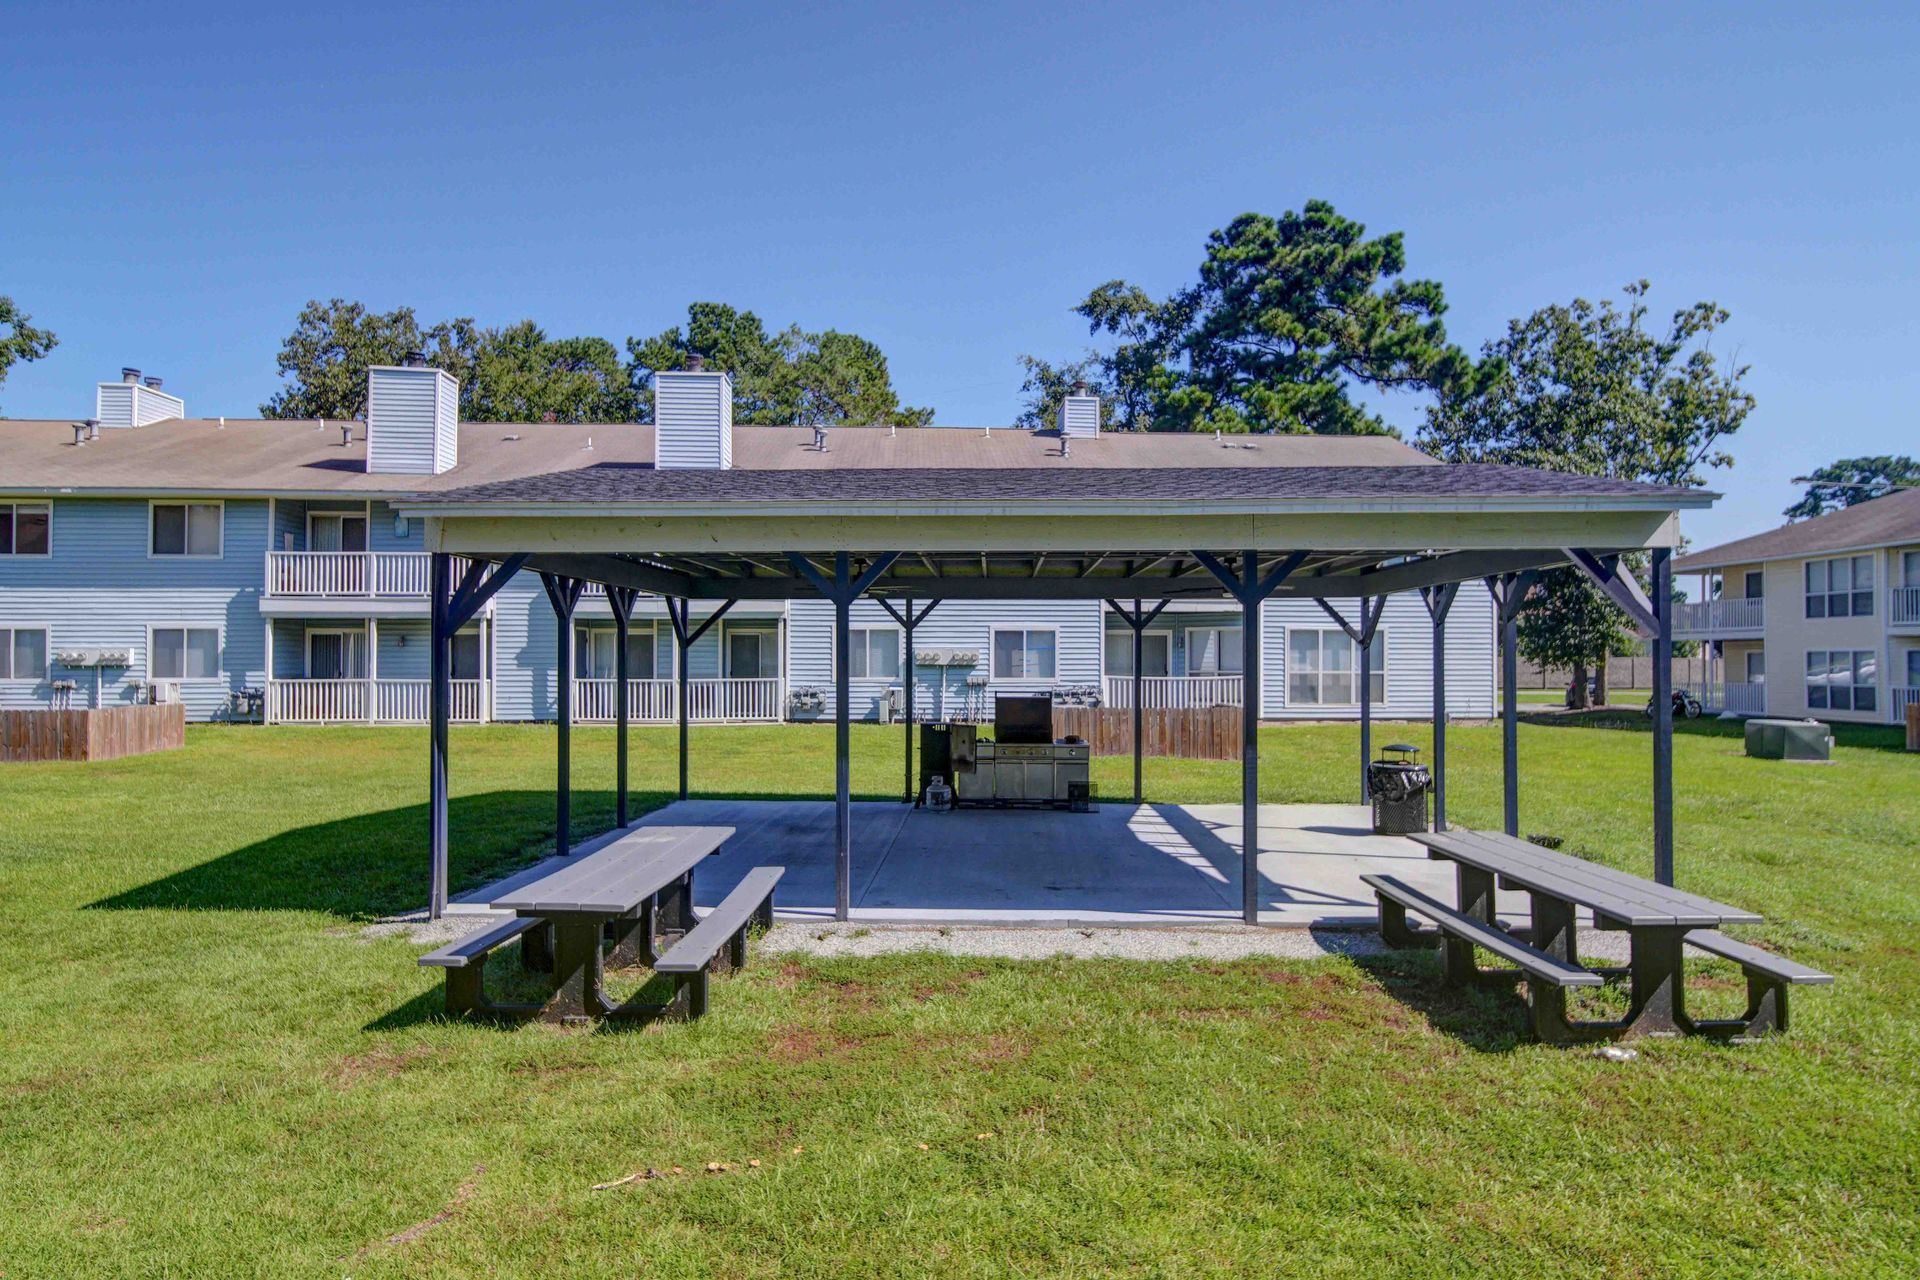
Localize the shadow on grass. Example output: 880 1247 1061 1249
1348 949 1536 1053
86 786 898 920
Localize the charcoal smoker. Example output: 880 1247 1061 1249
1367 743 1431 835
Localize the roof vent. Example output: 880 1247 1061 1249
653 361 733 469
812 425 828 451
1058 383 1101 438
340 423 353 446
402 349 429 368
121 367 141 384
71 423 88 446
143 376 163 390
87 418 101 440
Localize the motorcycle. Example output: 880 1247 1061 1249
1646 688 1704 719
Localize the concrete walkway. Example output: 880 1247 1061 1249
449 799 1533 928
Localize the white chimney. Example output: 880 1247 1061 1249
95 368 185 428
653 355 733 469
1058 382 1100 438
366 354 459 475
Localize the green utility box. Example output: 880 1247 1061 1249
1745 718 1834 761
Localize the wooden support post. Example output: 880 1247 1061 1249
429 553 452 918
609 587 636 827
1195 550 1308 925
1422 582 1460 832
1651 547 1675 886
788 551 900 920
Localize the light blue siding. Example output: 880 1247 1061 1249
0 497 268 721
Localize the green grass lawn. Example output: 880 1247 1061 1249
2 719 1916 1277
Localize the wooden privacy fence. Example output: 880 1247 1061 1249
0 704 186 763
1053 705 1241 762
1907 702 1919 753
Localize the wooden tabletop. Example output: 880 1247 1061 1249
1413 829 1762 928
489 825 735 917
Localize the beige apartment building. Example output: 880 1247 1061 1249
1674 488 1920 725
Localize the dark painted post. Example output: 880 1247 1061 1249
1358 597 1374 804
540 574 582 858
1651 547 1675 885
1423 583 1459 832
833 553 853 920
610 587 633 827
902 597 915 803
675 599 691 802
1132 598 1146 804
1501 595 1520 837
428 552 452 919
1239 555 1263 924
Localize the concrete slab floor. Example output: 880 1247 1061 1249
447 799 1538 929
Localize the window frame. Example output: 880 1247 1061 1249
1804 554 1874 618
1743 569 1763 599
1185 625 1245 676
1103 628 1172 679
0 501 53 558
572 620 660 681
148 499 225 560
306 505 371 553
1805 648 1877 713
722 623 779 681
0 624 50 681
847 625 902 681
990 626 1058 681
1285 626 1386 706
147 624 223 681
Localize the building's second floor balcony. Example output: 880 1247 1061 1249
265 550 436 599
1891 586 1920 627
1673 595 1765 637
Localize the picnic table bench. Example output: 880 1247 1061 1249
419 825 783 1024
1366 829 1830 1043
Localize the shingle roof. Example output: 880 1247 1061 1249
1673 488 1920 571
0 418 1435 496
408 461 1707 508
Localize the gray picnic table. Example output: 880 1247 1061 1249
418 825 784 1024
1364 829 1829 1042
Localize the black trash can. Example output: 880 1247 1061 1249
1367 743 1431 835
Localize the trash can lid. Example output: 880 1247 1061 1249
1382 743 1419 756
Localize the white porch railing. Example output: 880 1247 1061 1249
1703 680 1767 716
1102 675 1243 709
265 551 441 598
266 678 487 723
1673 596 1765 635
571 677 785 722
1893 686 1920 721
1891 587 1920 625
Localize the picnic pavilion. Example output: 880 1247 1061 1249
399 440 1710 930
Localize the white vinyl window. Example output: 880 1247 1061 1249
1906 649 1920 689
574 623 657 680
1287 628 1386 705
1743 570 1764 599
849 627 901 680
152 627 221 680
1805 555 1873 618
1104 630 1170 677
1745 651 1766 684
991 627 1056 679
305 629 366 680
309 511 369 552
726 628 777 680
1806 649 1876 712
451 627 485 681
151 502 223 557
0 627 48 679
0 503 51 556
1187 626 1243 675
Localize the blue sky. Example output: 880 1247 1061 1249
3 1 1915 546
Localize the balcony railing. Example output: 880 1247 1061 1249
265 551 447 598
1891 587 1920 625
1702 680 1766 716
1893 686 1920 721
571 677 785 723
1673 596 1765 635
265 678 487 724
1102 675 1244 709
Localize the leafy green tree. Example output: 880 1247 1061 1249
1420 281 1754 705
1785 455 1920 519
0 295 58 415
625 303 930 427
264 301 637 422
1023 201 1478 434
